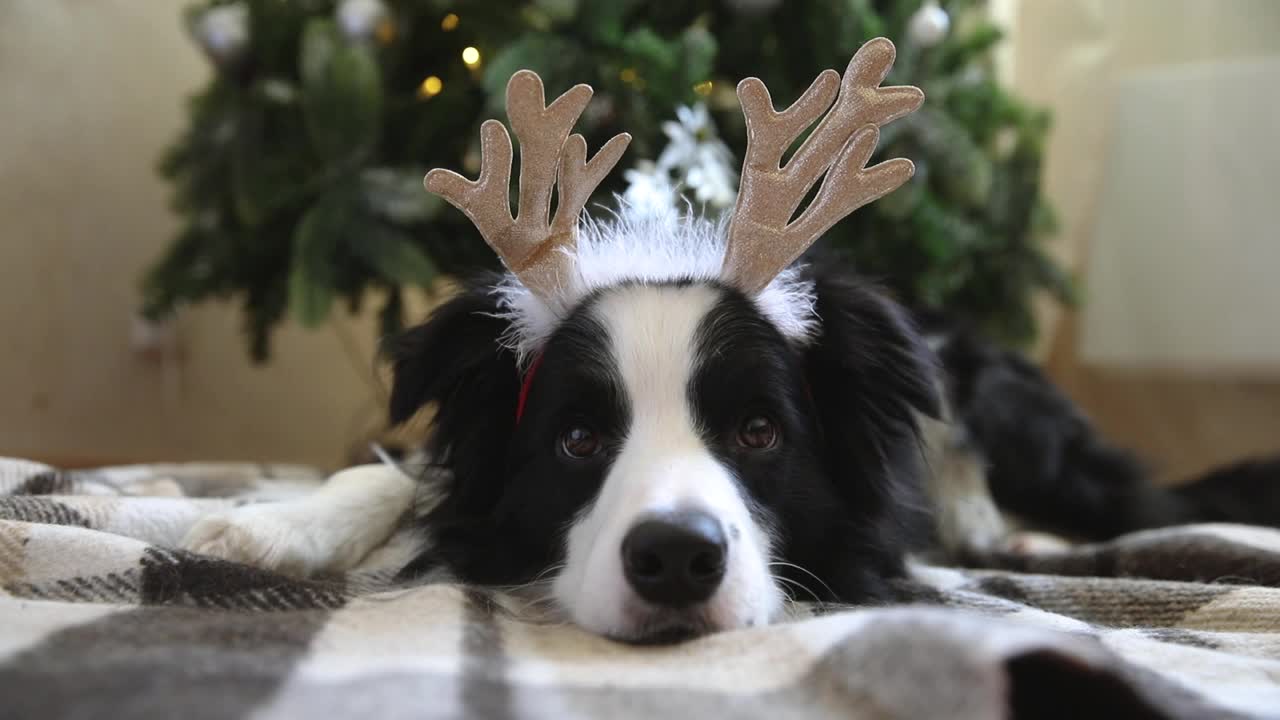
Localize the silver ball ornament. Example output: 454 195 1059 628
193 2 249 65
908 2 951 48
337 0 390 41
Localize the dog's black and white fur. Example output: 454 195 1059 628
185 212 1280 643
389 264 940 637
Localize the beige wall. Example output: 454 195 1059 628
1003 0 1280 270
997 0 1280 359
0 2 382 469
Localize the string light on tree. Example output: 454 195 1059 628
440 13 460 31
619 67 646 90
907 0 951 47
461 46 482 68
417 75 443 100
375 21 396 44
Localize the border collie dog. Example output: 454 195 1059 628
384 232 940 640
184 41 1279 643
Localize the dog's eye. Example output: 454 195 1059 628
738 415 779 450
560 425 601 459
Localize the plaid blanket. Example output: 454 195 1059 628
2 458 1278 719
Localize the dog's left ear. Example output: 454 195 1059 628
804 266 942 470
384 277 520 517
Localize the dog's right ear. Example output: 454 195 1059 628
386 277 519 451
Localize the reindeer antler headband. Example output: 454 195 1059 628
424 71 632 299
725 38 923 293
426 37 922 342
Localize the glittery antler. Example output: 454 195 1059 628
722 38 923 294
425 70 631 299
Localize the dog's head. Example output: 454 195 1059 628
389 260 938 642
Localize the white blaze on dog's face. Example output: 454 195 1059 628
551 284 782 639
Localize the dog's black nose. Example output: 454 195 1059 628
621 511 727 607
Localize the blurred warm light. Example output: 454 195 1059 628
693 80 713 96
417 75 443 99
619 68 638 84
375 19 395 45
461 46 481 67
441 13 459 31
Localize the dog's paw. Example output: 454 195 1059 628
182 504 324 577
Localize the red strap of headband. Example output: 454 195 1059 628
515 352 545 424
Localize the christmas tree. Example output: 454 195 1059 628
145 0 1070 362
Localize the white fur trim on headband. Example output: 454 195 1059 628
489 204 819 365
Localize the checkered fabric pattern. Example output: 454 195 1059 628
2 457 1278 719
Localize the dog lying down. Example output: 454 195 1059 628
184 40 1280 643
